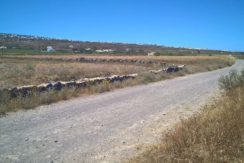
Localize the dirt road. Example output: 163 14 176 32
0 60 243 163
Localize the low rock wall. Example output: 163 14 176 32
1 65 185 97
3 56 166 66
2 74 138 97
72 57 165 65
150 65 185 74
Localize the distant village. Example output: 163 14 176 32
0 33 240 56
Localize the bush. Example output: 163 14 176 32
218 69 244 91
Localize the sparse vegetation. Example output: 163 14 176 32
234 54 244 60
130 69 244 163
0 55 235 115
5 54 235 64
1 33 239 55
0 72 163 115
0 58 152 88
219 69 244 91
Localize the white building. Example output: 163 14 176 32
0 46 7 55
47 46 55 52
0 46 7 49
95 49 114 53
148 52 156 56
68 45 74 49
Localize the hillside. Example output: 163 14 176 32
0 33 239 55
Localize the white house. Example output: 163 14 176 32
68 45 74 49
47 46 55 52
148 52 156 56
0 46 7 49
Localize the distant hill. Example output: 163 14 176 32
0 33 241 55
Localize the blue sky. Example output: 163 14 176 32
1 0 244 51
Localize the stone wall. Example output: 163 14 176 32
71 57 165 65
1 65 185 97
4 56 166 66
3 74 138 97
150 65 185 74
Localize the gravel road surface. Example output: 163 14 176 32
0 60 243 163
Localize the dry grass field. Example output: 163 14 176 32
4 54 233 64
0 58 152 89
1 55 234 89
0 55 235 115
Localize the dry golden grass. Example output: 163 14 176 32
0 55 235 115
0 58 151 88
1 55 234 89
129 70 244 163
4 54 234 64
0 72 167 115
